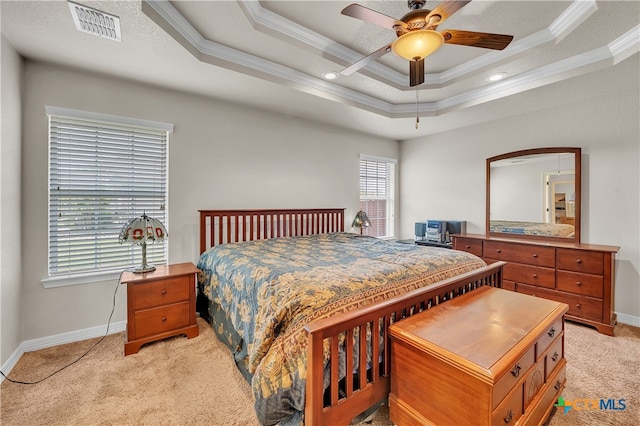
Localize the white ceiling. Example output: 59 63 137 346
2 0 639 140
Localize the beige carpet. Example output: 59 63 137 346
1 318 638 425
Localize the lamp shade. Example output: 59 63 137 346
351 210 371 235
391 30 444 61
119 213 167 273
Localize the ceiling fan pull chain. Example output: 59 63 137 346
415 88 420 129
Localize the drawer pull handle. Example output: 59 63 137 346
576 303 582 309
161 316 167 322
555 380 562 391
552 352 559 362
465 245 471 249
576 259 583 264
532 274 538 279
511 363 521 377
504 409 514 424
161 289 167 295
532 253 538 258
576 281 582 287
496 249 502 253
548 327 556 337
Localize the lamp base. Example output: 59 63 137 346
131 264 156 274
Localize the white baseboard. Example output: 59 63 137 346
616 312 640 328
1 320 126 383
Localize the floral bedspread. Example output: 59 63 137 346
197 233 485 425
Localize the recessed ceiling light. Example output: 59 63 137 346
488 72 507 82
67 1 122 42
322 71 339 81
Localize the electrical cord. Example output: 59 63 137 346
0 271 123 385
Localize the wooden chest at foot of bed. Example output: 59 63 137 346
389 286 568 426
121 262 199 356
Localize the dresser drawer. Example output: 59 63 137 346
484 241 555 267
133 302 191 339
524 360 545 409
503 263 555 288
517 284 602 322
545 336 564 380
132 277 191 310
557 249 603 275
454 237 483 257
493 344 535 408
492 384 523 426
536 317 563 357
557 271 603 298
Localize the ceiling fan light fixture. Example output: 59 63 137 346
391 30 444 61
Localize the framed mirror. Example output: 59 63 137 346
486 147 581 243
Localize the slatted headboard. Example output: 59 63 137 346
199 208 346 254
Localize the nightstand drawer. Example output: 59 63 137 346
133 277 191 310
133 302 191 339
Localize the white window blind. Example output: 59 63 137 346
359 156 395 238
47 107 171 278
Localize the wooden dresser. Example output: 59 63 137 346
453 234 619 336
389 286 568 426
121 262 199 355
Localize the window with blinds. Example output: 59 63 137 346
46 106 172 278
359 156 396 238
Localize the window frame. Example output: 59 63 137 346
43 106 173 288
358 154 397 239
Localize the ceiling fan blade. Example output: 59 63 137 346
442 30 513 50
340 43 392 76
341 4 407 31
425 1 471 27
409 59 425 87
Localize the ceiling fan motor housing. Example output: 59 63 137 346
408 0 426 10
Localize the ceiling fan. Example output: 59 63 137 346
340 0 514 87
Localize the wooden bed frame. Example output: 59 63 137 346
199 208 505 425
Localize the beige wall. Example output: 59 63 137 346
1 36 23 364
400 65 640 324
18 61 399 345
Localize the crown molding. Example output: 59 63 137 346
142 0 638 119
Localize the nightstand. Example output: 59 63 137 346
121 262 199 355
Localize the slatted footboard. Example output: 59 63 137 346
304 261 505 425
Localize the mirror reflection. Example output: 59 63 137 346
487 148 581 242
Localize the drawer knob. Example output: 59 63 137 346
496 249 502 253
555 380 562 391
576 303 582 309
576 259 583 264
548 327 556 337
465 245 471 249
552 352 559 362
161 289 167 295
161 316 167 322
576 281 582 287
532 274 538 279
504 409 514 424
532 253 538 258
511 363 521 378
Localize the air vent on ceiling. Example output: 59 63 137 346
67 1 121 42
